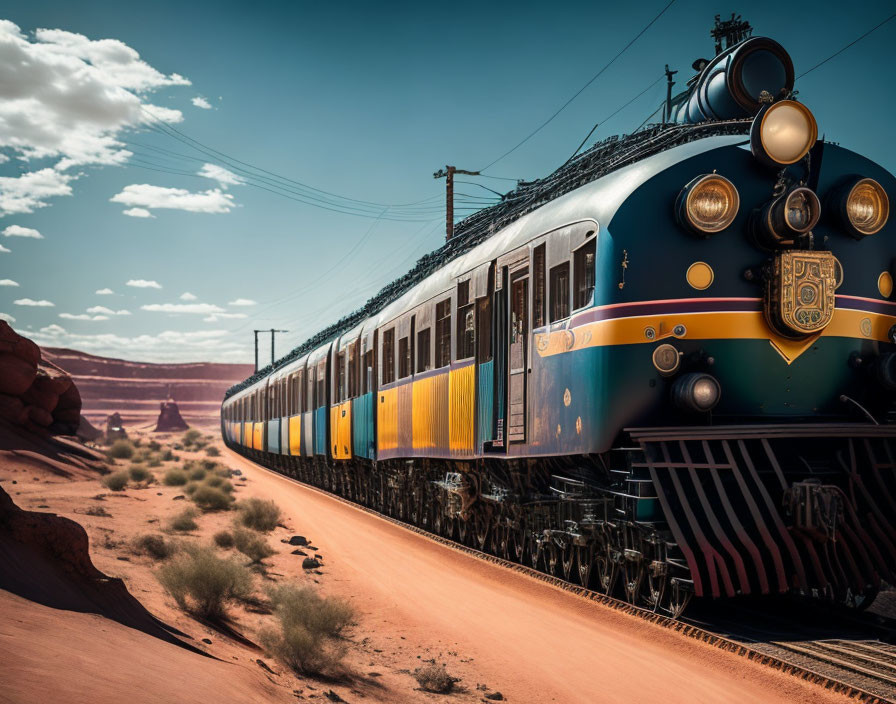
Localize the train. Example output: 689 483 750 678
222 17 895 617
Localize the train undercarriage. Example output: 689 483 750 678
228 424 896 619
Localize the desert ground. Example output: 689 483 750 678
0 416 860 704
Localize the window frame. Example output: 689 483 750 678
549 261 571 323
572 234 596 311
435 298 451 368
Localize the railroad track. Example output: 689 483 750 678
239 454 896 704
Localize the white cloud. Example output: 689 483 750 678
59 312 109 321
0 169 74 216
197 163 242 189
228 298 256 306
191 96 212 109
126 279 162 289
0 279 18 286
0 312 15 323
86 305 130 315
0 244 9 253
141 302 225 314
203 312 247 322
110 184 235 214
95 287 114 295
122 207 154 218
14 298 54 306
3 225 44 239
179 291 197 301
0 154 8 164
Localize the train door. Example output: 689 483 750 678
507 264 529 442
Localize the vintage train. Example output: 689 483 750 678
222 19 895 617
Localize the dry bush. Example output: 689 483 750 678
260 584 354 675
134 534 175 560
188 466 207 481
164 467 188 486
86 505 111 517
203 474 234 493
147 454 163 468
216 466 234 478
102 470 129 491
182 429 202 445
148 440 162 452
169 507 199 532
413 662 457 693
157 546 253 620
128 464 152 483
107 439 135 460
214 530 235 548
161 449 177 462
205 446 220 457
201 459 219 471
233 528 275 563
184 482 199 495
236 498 281 532
191 485 234 512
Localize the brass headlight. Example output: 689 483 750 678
831 176 889 238
756 186 821 248
750 100 818 167
676 174 740 236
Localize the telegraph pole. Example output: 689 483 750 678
663 64 678 124
253 329 288 372
434 165 480 240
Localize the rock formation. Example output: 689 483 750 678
0 321 81 435
154 399 189 432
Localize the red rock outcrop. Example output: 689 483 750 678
154 400 189 432
0 322 81 434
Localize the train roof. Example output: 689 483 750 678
225 120 751 400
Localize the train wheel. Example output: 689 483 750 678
576 545 594 588
622 557 644 605
642 567 665 611
457 518 468 545
528 536 543 571
473 512 490 551
511 526 526 563
560 544 575 582
666 580 692 619
594 548 618 595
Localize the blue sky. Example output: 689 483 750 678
2 1 894 362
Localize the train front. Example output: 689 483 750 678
605 29 896 608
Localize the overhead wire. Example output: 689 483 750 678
797 11 896 79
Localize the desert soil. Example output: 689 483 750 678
0 424 857 704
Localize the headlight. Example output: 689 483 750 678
830 176 889 238
672 373 721 413
676 174 740 236
750 100 818 167
756 186 821 247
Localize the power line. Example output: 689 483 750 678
478 0 677 172
798 11 896 79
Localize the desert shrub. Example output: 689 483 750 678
260 584 354 674
205 446 220 457
189 466 207 481
134 534 175 560
233 528 275 563
214 530 235 548
413 663 457 693
102 470 129 491
107 439 135 460
201 459 219 471
215 466 233 478
147 454 163 468
184 482 199 495
191 484 234 512
161 449 177 462
235 498 281 532
183 429 202 445
169 507 199 532
157 546 253 619
148 440 162 452
86 505 111 517
164 467 188 486
203 475 234 493
128 464 152 483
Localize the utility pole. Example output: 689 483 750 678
253 329 288 372
663 64 678 124
434 165 480 241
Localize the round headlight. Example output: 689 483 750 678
832 177 890 238
676 174 740 236
672 373 721 413
750 100 818 166
757 186 821 248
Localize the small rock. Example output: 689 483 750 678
367 672 381 677
157 492 163 496
202 638 212 644
485 693 504 701
302 558 320 569
173 495 185 501
256 659 277 675
314 553 323 560
286 535 308 546
324 692 345 703
117 556 130 562
11 480 16 484
291 549 307 556
232 469 242 476
37 504 49 508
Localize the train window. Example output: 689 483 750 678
416 328 431 373
382 328 395 384
348 342 359 398
573 235 596 310
362 349 373 394
317 360 326 408
533 243 546 328
398 336 411 379
435 299 451 367
308 366 316 410
336 351 346 402
456 281 474 361
550 262 570 322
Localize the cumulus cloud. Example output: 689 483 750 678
0 279 18 286
3 225 44 239
228 298 256 306
179 292 197 301
110 184 235 214
141 302 225 314
0 169 74 216
86 305 130 315
191 96 212 109
29 325 249 363
59 312 109 321
0 312 15 323
203 312 247 322
95 288 114 295
126 279 162 289
197 163 242 189
14 298 54 306
0 244 9 253
122 207 154 218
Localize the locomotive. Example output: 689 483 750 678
222 18 895 617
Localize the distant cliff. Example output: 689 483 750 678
41 347 253 428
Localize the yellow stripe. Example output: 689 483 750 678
330 401 352 460
449 365 475 453
377 388 398 451
289 415 302 456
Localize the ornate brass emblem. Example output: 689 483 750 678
765 251 836 338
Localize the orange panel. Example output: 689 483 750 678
398 383 413 452
242 422 252 447
377 387 398 451
330 401 352 460
289 415 302 456
412 372 449 453
253 422 264 451
449 364 475 454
